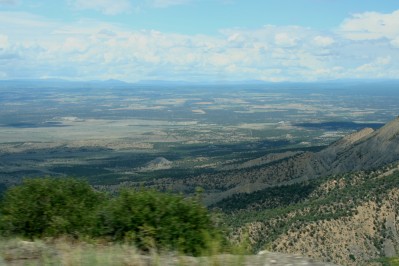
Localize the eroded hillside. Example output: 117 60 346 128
144 117 399 205
224 164 399 266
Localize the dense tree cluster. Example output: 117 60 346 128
0 178 220 255
211 182 317 212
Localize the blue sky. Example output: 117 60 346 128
1 0 399 82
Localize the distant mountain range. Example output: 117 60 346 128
0 78 131 89
2 78 399 88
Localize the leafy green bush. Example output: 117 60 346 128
0 178 105 238
97 189 219 255
0 178 222 255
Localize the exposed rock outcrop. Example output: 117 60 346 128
140 157 173 171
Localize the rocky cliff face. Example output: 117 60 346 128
140 157 173 171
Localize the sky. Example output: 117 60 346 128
1 0 399 82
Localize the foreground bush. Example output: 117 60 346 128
0 178 222 255
0 178 104 238
97 189 219 255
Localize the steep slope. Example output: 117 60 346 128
295 116 399 177
320 117 399 173
226 164 399 266
208 117 399 202
320 127 375 160
143 117 399 205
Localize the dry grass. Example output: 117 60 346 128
0 238 246 266
0 237 347 265
0 238 158 266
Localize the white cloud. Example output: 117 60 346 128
2 10 399 81
62 37 88 53
390 37 399 48
313 36 334 47
69 0 132 15
0 35 9 49
356 56 391 73
340 10 399 41
0 11 53 29
274 33 297 47
68 0 192 14
151 0 190 8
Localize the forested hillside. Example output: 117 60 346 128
222 163 399 265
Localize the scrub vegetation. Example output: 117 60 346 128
0 178 222 256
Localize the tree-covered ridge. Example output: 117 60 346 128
224 164 397 226
223 164 399 265
212 163 398 215
210 181 318 212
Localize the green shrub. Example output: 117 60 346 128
97 188 220 255
0 178 105 238
0 179 222 255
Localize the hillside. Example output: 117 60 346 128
220 163 399 266
1 118 398 265
144 117 399 205
319 117 399 173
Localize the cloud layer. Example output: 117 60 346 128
68 0 133 15
1 9 399 81
68 0 191 14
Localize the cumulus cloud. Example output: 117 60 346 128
151 0 191 8
340 10 399 41
68 0 192 14
68 0 133 15
356 56 391 73
313 36 334 47
0 35 9 49
2 10 399 81
391 37 399 48
274 33 297 47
